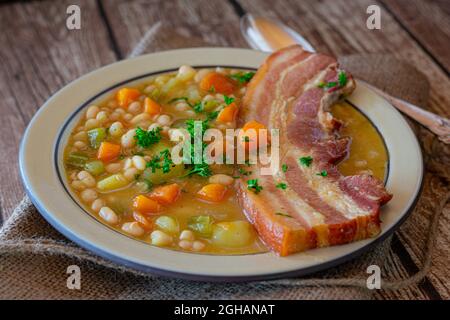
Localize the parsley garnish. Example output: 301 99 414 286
209 85 216 93
275 212 293 218
193 101 204 113
282 164 288 173
243 136 250 142
134 127 162 148
299 156 313 167
146 149 174 174
207 110 219 120
223 95 235 105
230 72 255 84
247 179 263 194
338 71 347 87
238 168 252 176
186 163 212 177
183 119 212 178
316 170 328 177
276 182 287 190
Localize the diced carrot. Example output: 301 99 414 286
149 183 181 205
240 120 270 152
199 72 237 94
133 211 153 231
144 97 162 115
196 184 228 203
132 195 162 215
217 102 238 123
97 142 121 162
116 88 141 108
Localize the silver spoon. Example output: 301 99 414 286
240 13 450 144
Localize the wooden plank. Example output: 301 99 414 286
381 0 450 73
235 0 449 300
99 0 247 56
0 0 117 221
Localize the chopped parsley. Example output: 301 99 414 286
338 71 347 87
282 164 288 173
186 163 212 177
299 156 313 167
276 182 287 190
230 71 255 84
183 119 212 178
146 149 174 174
238 168 252 176
275 212 293 218
223 95 235 105
192 101 204 113
316 170 328 177
206 110 220 121
247 179 263 194
242 136 250 142
209 85 216 93
134 127 162 148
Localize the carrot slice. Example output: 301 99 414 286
196 184 228 203
149 183 181 205
199 72 237 94
217 102 238 123
97 142 121 162
132 195 162 215
144 97 162 115
240 120 270 152
116 88 141 108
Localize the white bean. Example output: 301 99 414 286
128 101 142 115
114 108 125 115
202 94 215 102
85 118 100 130
96 111 108 123
73 141 87 149
77 171 96 188
121 222 145 237
175 102 190 111
157 114 171 126
148 123 161 131
194 69 210 83
121 129 136 148
73 131 87 142
86 105 100 119
132 155 147 171
91 198 105 213
105 162 122 173
123 158 133 170
99 206 119 225
179 230 195 241
122 113 133 122
209 174 234 186
179 240 193 250
151 230 172 246
109 112 120 121
109 121 124 137
130 113 151 125
144 84 156 94
177 65 196 81
80 188 98 203
192 240 206 251
124 167 139 181
107 100 118 108
71 180 86 191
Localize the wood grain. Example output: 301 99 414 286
381 0 450 73
0 0 117 222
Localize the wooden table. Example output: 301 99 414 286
0 0 448 299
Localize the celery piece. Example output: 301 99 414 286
188 215 214 238
84 160 105 176
66 152 88 168
87 128 107 149
97 173 129 191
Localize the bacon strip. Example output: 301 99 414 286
236 45 392 256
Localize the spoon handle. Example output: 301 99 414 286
364 83 450 144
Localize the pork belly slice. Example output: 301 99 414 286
236 45 392 256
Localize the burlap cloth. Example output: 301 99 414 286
1 51 449 299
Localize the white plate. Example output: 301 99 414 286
19 48 423 281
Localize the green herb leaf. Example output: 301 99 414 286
316 170 328 177
276 182 287 190
223 95 235 105
207 110 219 121
230 71 255 84
282 164 288 173
242 136 250 142
299 156 313 167
192 101 204 113
134 127 162 148
247 179 263 194
238 168 252 176
338 71 347 87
